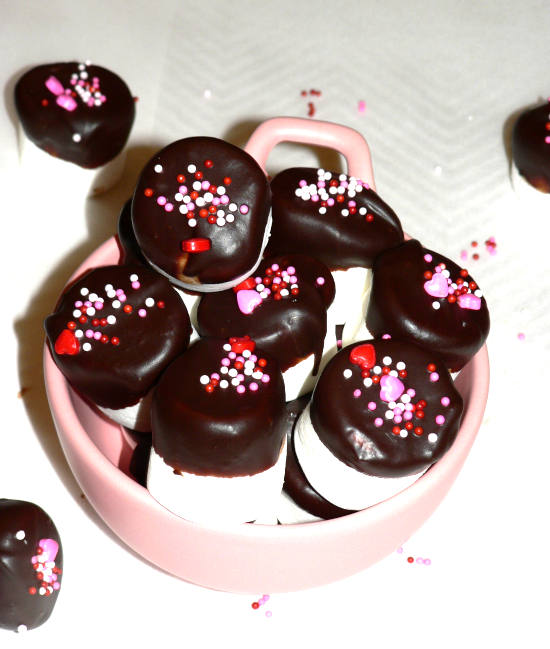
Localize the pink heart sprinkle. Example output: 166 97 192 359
423 272 449 298
236 289 263 315
379 375 405 402
457 293 481 310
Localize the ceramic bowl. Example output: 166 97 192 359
43 118 490 593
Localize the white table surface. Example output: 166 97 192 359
1 1 549 646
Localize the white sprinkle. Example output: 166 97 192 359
442 269 450 278
200 375 210 385
280 289 289 297
228 368 238 377
154 164 163 173
319 207 327 215
187 164 197 173
217 209 225 218
75 330 83 338
87 306 96 316
73 309 81 318
389 370 398 377
363 377 373 388
78 63 86 70
82 342 92 351
179 205 188 214
112 300 121 309
107 315 116 325
400 429 408 438
388 401 397 409
220 380 228 389
217 186 226 196
217 217 226 226
204 192 213 202
244 368 253 376
16 625 27 634
223 343 231 351
385 410 394 420
107 289 116 299
372 365 382 375
193 181 202 192
104 284 113 292
188 218 197 227
252 371 263 380
343 369 352 379
231 377 241 386
396 361 406 370
226 214 234 223
220 366 228 374
89 293 98 301
359 207 367 215
145 298 154 307
341 209 349 217
243 349 251 358
130 274 138 282
15 530 25 540
80 288 89 296
175 193 183 202
428 433 438 443
382 356 392 366
432 301 441 310
400 394 411 403
183 195 191 204
229 203 237 212
475 289 483 297
72 133 82 143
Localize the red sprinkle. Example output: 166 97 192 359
181 237 211 253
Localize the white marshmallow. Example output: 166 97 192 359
97 387 153 432
17 123 126 196
276 490 321 525
294 403 425 511
326 267 372 347
147 437 287 527
173 286 200 343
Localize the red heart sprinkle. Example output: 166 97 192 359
349 343 376 369
233 277 257 292
229 336 256 354
181 237 211 253
54 329 80 355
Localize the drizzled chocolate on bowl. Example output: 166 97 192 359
267 167 404 269
366 239 490 371
0 500 63 632
132 137 271 289
44 264 192 410
15 61 135 168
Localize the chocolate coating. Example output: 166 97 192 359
366 239 490 371
512 100 550 193
132 137 271 287
152 337 286 477
310 339 463 477
196 254 335 373
282 395 356 520
268 167 404 269
0 500 63 632
15 62 135 168
45 264 192 409
117 198 149 266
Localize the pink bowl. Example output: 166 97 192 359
42 118 490 593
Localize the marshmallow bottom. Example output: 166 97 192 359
17 123 126 196
147 438 287 527
294 404 425 511
511 162 550 209
97 388 153 432
327 267 372 347
174 286 200 343
276 491 321 524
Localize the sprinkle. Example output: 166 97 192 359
517 332 525 341
428 433 438 443
154 164 163 173
358 100 366 113
15 530 25 540
72 133 81 142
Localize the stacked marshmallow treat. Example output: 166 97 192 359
14 61 135 196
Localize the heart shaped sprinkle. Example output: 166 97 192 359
423 272 449 298
457 293 481 310
54 329 79 355
237 289 263 315
379 375 405 402
349 343 376 369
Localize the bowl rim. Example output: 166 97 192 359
43 236 490 542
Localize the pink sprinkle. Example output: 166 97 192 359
94 301 103 310
403 411 413 421
84 301 92 308
164 203 174 212
358 100 366 113
272 264 279 271
211 373 220 380
53 582 61 590
179 185 188 195
187 202 195 211
424 558 431 566
237 385 245 394
517 332 525 341
263 595 270 601
311 194 319 202
131 281 140 289
416 557 423 564
348 200 356 207
240 204 249 215
327 198 335 207
202 180 210 190
424 254 433 263
221 195 229 205
261 374 270 383
374 417 383 427
265 611 272 618
382 334 392 340
138 309 146 317
367 401 376 410
85 330 94 338
157 196 167 206
435 415 445 425
429 372 439 382
287 266 295 274
460 249 468 260
546 136 550 144
75 300 83 308
407 388 416 397
250 382 258 391
94 331 102 340
396 546 403 554
299 180 307 187
353 389 361 398
316 277 325 286
441 396 450 406
212 197 220 206
394 415 402 424
221 358 230 366
228 351 236 359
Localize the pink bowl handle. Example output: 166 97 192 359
244 117 376 191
